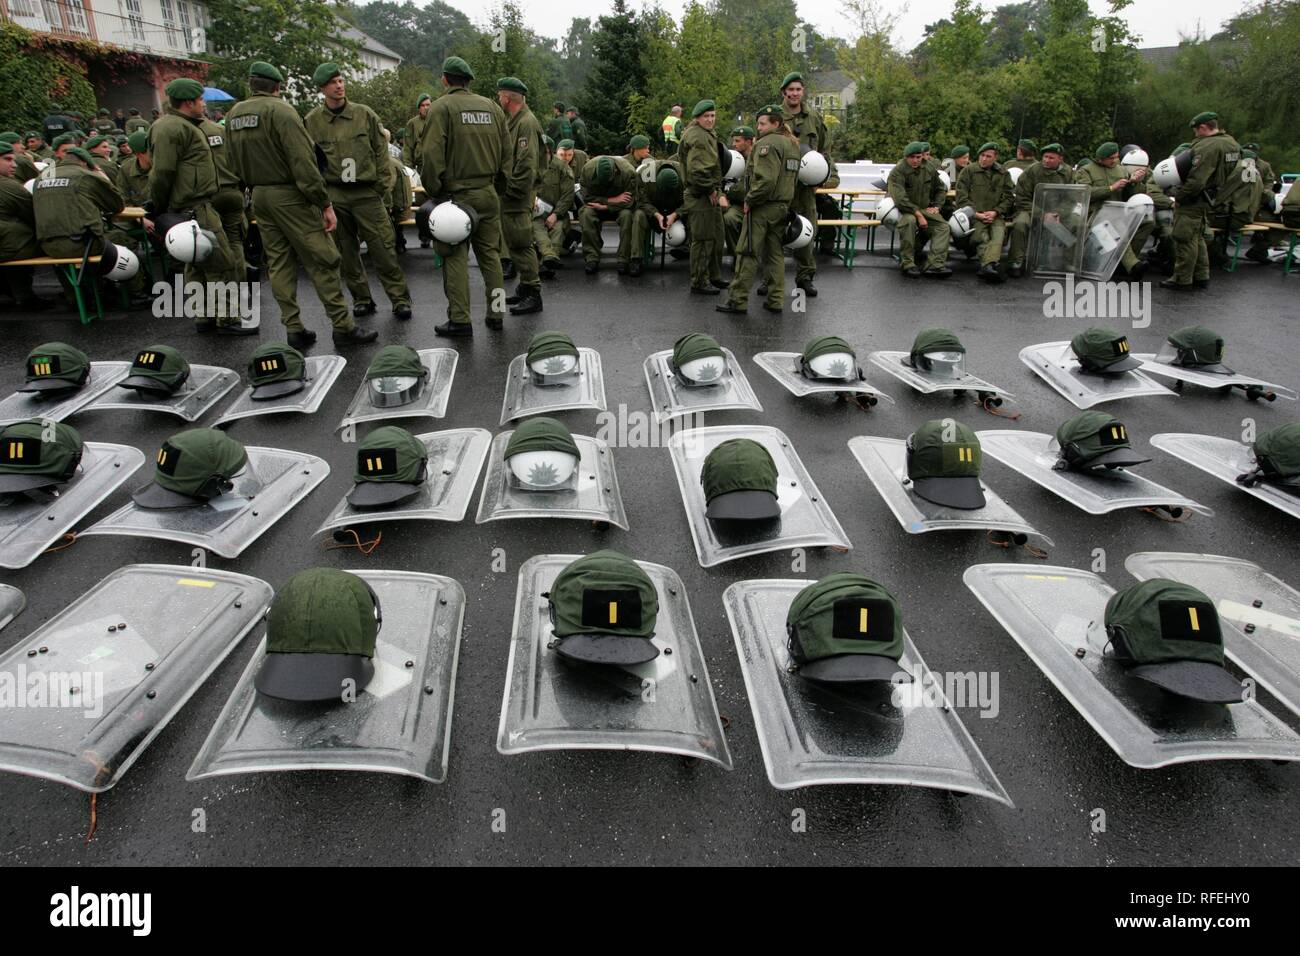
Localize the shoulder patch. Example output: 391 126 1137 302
228 115 258 131
758 145 769 156
518 136 529 150
207 134 224 147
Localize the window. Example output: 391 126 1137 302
62 0 89 32
125 0 147 43
160 0 182 46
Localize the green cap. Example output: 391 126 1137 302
906 419 985 509
120 344 190 394
0 144 12 157
98 108 110 116
1054 411 1149 470
593 155 614 186
548 550 660 665
1251 422 1300 487
691 99 715 118
417 93 432 107
1167 326 1228 371
1242 147 1257 160
1190 111 1217 127
349 426 428 506
66 146 95 166
0 132 19 144
1042 142 1063 155
909 328 964 368
442 56 474 79
52 132 77 149
949 145 969 158
137 428 247 505
754 105 781 121
672 332 724 383
557 138 575 150
1070 326 1140 373
780 71 804 90
249 61 284 82
786 572 906 684
1095 141 1119 159
701 438 780 520
127 131 148 153
365 344 425 381
628 133 650 150
22 342 89 393
504 416 580 461
496 76 527 95
84 134 107 150
1104 579 1242 703
0 420 84 492
730 125 756 139
1018 138 1037 152
247 342 306 399
801 335 857 379
526 331 578 368
165 77 204 101
904 141 926 157
978 141 999 155
255 568 379 701
313 62 342 87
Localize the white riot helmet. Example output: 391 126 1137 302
1125 192 1155 223
430 201 476 244
98 243 140 282
665 220 687 247
403 165 421 190
1153 151 1195 189
783 214 814 250
798 149 830 186
875 197 900 227
23 179 35 193
165 220 216 263
948 205 976 239
937 169 951 191
504 417 579 489
1120 146 1150 169
724 149 745 182
1008 167 1023 186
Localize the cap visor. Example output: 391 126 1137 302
346 480 421 508
117 375 178 395
254 651 375 702
18 378 81 394
1080 447 1152 469
1098 355 1142 373
131 481 207 510
1129 660 1244 704
0 472 62 494
555 634 660 666
250 379 306 401
705 489 781 520
798 653 908 685
911 476 986 510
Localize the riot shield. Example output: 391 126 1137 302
751 352 894 404
1020 341 1177 409
866 350 1013 400
1133 354 1297 402
499 347 607 425
643 347 762 426
476 431 627 529
0 585 23 631
0 361 131 426
337 348 457 431
213 356 346 426
1027 183 1089 278
1150 433 1300 520
80 364 239 422
1081 201 1142 281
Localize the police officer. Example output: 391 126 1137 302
1243 142 1279 264
384 131 413 256
403 93 432 168
26 132 51 161
0 142 50 310
225 61 377 348
533 135 574 276
1005 139 1037 172
1210 143 1261 264
888 141 952 279
115 131 151 208
941 145 969 185
198 109 249 282
624 134 652 168
306 62 412 321
679 99 726 294
566 106 588 151
1162 111 1240 292
546 102 572 146
723 125 755 255
556 138 588 253
779 72 834 297
578 154 638 274
83 135 118 179
125 108 149 134
1076 141 1151 278
662 103 683 156
419 56 510 337
0 133 40 183
956 141 1013 282
93 109 115 135
495 76 545 316
1006 142 1072 277
629 157 683 277
716 105 799 315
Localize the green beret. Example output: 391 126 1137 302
1242 142 1258 152
52 132 77 148
249 61 284 82
496 76 528 95
754 104 781 121
553 101 566 110
1190 111 1217 127
84 134 107 150
919 141 931 151
1041 142 1063 155
949 145 969 158
692 99 715 118
313 62 342 87
780 71 804 90
557 138 575 150
628 134 650 149
442 56 474 80
1018 138 1037 151
417 93 431 107
1242 147 1257 159
593 155 614 186
97 108 110 116
0 143 12 157
1095 141 1119 159
65 146 94 166
0 132 19 144
25 131 41 140
978 141 999 155
905 141 926 157
166 77 205 101
730 125 756 139
127 131 148 153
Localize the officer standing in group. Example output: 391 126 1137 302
955 141 1013 282
115 130 152 208
93 109 116 135
1076 141 1151 278
716 105 799 315
678 99 727 295
1243 142 1278 264
662 104 683 156
1006 142 1072 277
723 125 755 255
566 107 588 151
495 76 545 315
0 142 48 310
225 61 377 349
306 62 412 321
779 72 834 297
403 94 432 168
1005 139 1037 172
888 141 952 279
198 108 249 281
533 135 574 275
419 56 510 337
1163 111 1240 292
546 103 571 145
125 108 149 134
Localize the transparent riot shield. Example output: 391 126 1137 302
0 585 23 631
751 352 894 404
1150 433 1300 520
0 442 146 569
643 348 762 426
212 356 346 427
497 554 733 769
187 571 464 784
977 430 1210 516
1027 183 1089 278
1020 342 1177 409
476 431 628 529
847 436 1052 544
1125 552 1300 721
80 446 328 557
80 365 240 422
0 361 132 426
724 579 1012 803
668 425 851 567
963 564 1300 768
1132 354 1297 403
337 348 457 431
314 428 490 537
0 564 273 792
1081 201 1142 281
499 348 607 425
866 350 1012 401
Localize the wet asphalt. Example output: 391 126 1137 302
1 233 1297 866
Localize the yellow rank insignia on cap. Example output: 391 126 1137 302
257 356 282 374
3 437 38 463
134 350 166 371
358 447 398 476
581 588 642 629
28 356 57 377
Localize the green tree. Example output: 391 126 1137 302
345 64 440 135
351 1 479 75
576 0 650 154
468 2 562 116
712 0 801 113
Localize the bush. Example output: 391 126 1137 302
0 22 97 134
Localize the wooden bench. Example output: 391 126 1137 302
1208 223 1269 273
1246 221 1300 275
818 218 882 268
0 255 107 324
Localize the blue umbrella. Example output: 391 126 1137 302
202 86 235 102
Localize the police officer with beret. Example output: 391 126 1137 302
496 76 545 316
955 141 1013 282
1163 111 1240 292
888 141 952 279
1006 142 1072 277
779 72 835 297
678 98 727 294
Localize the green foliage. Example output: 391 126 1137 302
576 0 649 154
0 22 99 135
351 0 479 75
346 64 441 134
469 1 561 111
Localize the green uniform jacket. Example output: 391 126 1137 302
199 118 241 190
0 175 39 260
1013 161 1075 213
536 154 575 217
402 112 428 167
545 115 571 144
385 155 413 215
498 105 544 212
565 149 589 180
779 104 839 188
637 158 683 217
148 106 219 212
579 155 637 209
1005 158 1035 172
116 156 151 207
419 87 509 200
32 160 123 241
956 162 1013 216
1214 155 1262 216
125 117 149 134
305 99 392 190
1179 131 1241 207
94 119 116 135
14 155 39 183
1147 180 1174 211
1256 158 1276 193
678 121 721 199
569 117 588 151
1074 161 1143 205
92 157 119 181
226 92 331 209
887 159 945 214
745 131 798 207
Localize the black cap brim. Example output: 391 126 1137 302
798 653 908 685
705 489 781 520
254 651 376 702
911 475 986 510
555 633 660 666
1092 355 1142 373
131 481 208 509
118 375 180 395
0 472 63 494
1128 660 1244 704
18 378 81 394
250 379 306 401
1078 447 1152 469
346 480 422 508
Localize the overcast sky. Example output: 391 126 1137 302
440 0 1249 50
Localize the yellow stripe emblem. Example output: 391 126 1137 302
608 601 618 624
859 607 868 633
1188 607 1200 631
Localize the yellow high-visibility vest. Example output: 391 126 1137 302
662 114 681 144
